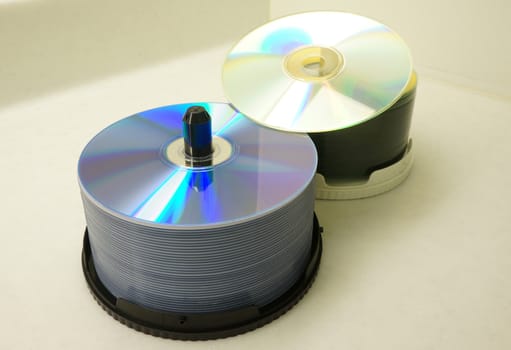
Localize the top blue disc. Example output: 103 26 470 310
78 102 317 228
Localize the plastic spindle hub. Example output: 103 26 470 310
182 106 213 159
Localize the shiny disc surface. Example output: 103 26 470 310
78 102 317 227
222 11 413 133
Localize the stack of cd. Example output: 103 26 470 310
79 10 417 341
223 11 417 199
79 103 321 339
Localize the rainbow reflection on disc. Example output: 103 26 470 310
78 102 317 227
222 11 413 133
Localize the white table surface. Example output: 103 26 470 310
1 44 511 350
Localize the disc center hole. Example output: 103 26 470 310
302 56 326 76
284 46 343 82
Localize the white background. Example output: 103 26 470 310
1 1 510 349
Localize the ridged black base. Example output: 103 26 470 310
81 215 322 340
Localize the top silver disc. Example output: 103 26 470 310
222 11 413 133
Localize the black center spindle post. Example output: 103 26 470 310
182 106 213 167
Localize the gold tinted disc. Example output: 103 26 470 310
222 11 413 133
